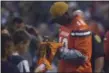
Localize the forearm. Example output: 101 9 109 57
94 57 104 72
57 47 87 64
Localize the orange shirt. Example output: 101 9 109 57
58 15 92 72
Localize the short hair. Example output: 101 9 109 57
12 17 23 24
1 33 12 58
13 29 30 45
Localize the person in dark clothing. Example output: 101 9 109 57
91 33 104 73
26 26 40 58
1 60 20 73
8 29 31 73
1 33 20 73
26 26 41 72
1 25 9 35
11 17 40 67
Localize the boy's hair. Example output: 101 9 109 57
12 17 23 24
13 29 31 45
1 33 12 58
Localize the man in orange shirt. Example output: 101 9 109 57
50 2 92 72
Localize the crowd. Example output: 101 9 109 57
1 1 109 73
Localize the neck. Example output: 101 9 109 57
14 46 22 56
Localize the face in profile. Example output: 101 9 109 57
52 14 72 25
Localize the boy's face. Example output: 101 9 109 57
18 40 30 54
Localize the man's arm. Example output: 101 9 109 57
95 57 104 72
92 34 104 72
57 47 87 65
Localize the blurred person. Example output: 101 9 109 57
34 37 63 72
91 33 104 73
104 28 109 73
11 17 31 33
50 2 92 72
26 26 41 54
12 17 25 29
8 17 24 35
26 26 42 71
8 29 31 73
1 33 20 73
1 8 10 25
86 4 105 72
1 25 9 35
12 17 37 67
88 19 105 73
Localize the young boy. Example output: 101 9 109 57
8 29 31 72
1 33 20 73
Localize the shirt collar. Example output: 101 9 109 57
12 52 19 56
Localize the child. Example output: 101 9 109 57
1 33 20 73
8 29 31 72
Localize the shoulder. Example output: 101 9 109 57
1 61 20 73
8 55 24 65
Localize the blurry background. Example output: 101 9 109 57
1 1 109 38
1 1 109 72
